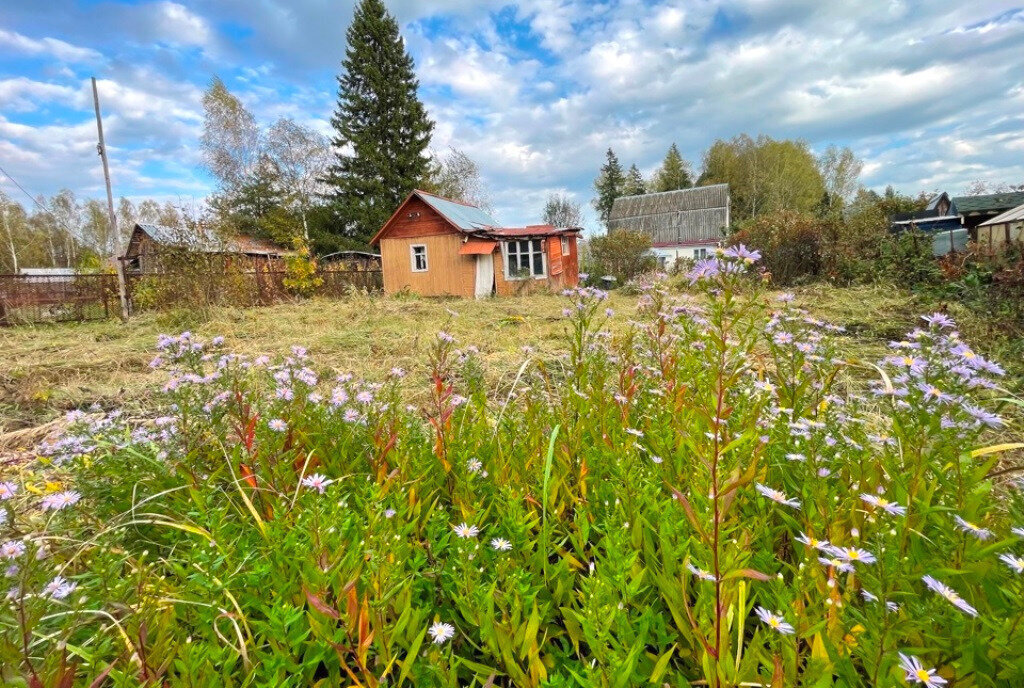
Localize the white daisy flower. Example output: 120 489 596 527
999 553 1024 574
898 652 947 686
428 621 455 644
922 575 978 617
301 473 332 493
953 516 992 540
686 562 716 582
860 493 906 516
755 483 800 509
490 538 512 551
452 523 479 538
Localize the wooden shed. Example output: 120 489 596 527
370 190 581 298
976 202 1024 254
607 184 730 269
121 223 292 274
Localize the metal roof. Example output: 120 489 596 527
415 190 500 231
134 224 288 256
978 201 1024 227
950 191 1024 215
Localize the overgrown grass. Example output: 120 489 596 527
2 258 1023 686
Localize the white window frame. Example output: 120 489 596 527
503 239 547 280
410 244 428 272
560 236 569 255
694 247 709 260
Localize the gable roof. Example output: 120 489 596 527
951 191 1024 216
416 190 500 231
978 201 1024 227
925 192 951 211
607 184 729 244
132 223 289 256
371 190 503 245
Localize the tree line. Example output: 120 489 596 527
0 190 185 274
592 135 864 227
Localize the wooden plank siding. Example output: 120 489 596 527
375 192 580 297
380 232 476 297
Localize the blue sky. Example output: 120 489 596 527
1 0 1023 230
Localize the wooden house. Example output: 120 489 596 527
607 184 730 269
121 223 291 274
951 191 1024 234
370 190 581 298
976 202 1024 254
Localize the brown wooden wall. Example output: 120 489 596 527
493 235 579 296
380 232 476 296
376 195 581 297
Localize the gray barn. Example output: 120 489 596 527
607 184 730 268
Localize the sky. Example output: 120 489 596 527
1 0 1023 230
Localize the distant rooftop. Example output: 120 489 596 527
951 191 1024 216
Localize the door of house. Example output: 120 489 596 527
475 253 494 298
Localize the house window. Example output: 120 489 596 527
504 239 546 279
694 248 709 260
410 244 428 272
560 236 569 255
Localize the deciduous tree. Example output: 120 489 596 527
542 193 583 228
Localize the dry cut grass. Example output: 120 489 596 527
2 284 1020 435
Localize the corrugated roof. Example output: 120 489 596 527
607 184 729 245
135 224 288 256
607 185 729 245
978 202 1024 227
415 190 500 231
951 191 1024 215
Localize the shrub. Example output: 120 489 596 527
283 240 323 297
585 229 656 284
729 210 824 285
2 253 1022 686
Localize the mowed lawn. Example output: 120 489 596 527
1 283 1019 435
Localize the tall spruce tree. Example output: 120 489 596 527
593 148 625 226
326 0 433 245
623 164 647 196
652 143 693 192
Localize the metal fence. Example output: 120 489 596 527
0 273 117 326
0 268 383 326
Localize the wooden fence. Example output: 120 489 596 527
0 268 382 326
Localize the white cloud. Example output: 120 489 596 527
0 28 100 63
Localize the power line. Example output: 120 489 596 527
0 161 53 215
0 160 88 240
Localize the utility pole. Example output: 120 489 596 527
91 76 130 320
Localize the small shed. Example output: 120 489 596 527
607 184 730 269
370 190 581 298
121 223 291 274
976 202 1024 254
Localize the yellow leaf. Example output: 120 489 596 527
25 483 44 495
970 443 1024 458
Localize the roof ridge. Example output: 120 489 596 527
612 183 728 201
413 188 480 208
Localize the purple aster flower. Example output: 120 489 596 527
922 312 955 329
40 491 81 511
